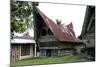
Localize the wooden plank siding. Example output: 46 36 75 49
10 44 20 61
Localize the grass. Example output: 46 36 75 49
10 55 90 67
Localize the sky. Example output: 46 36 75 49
38 3 86 37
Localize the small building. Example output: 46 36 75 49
11 34 36 61
34 7 83 57
79 6 95 60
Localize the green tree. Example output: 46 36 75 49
11 1 36 38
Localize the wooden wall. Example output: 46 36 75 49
10 44 20 61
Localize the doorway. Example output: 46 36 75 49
46 50 51 57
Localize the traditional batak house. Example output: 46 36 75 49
79 6 95 60
11 34 36 61
33 7 83 57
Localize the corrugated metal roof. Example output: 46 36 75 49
15 35 33 40
36 7 81 43
11 39 35 43
11 35 35 43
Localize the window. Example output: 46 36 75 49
41 28 47 36
21 44 30 56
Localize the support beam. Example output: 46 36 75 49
34 43 37 57
19 44 21 60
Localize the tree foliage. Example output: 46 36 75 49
11 1 34 34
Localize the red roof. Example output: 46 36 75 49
36 7 81 43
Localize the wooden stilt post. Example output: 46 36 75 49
34 43 37 57
32 2 39 57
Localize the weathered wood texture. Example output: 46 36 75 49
10 44 20 61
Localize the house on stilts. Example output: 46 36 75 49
33 7 83 57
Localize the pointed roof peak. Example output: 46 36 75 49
36 7 80 43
